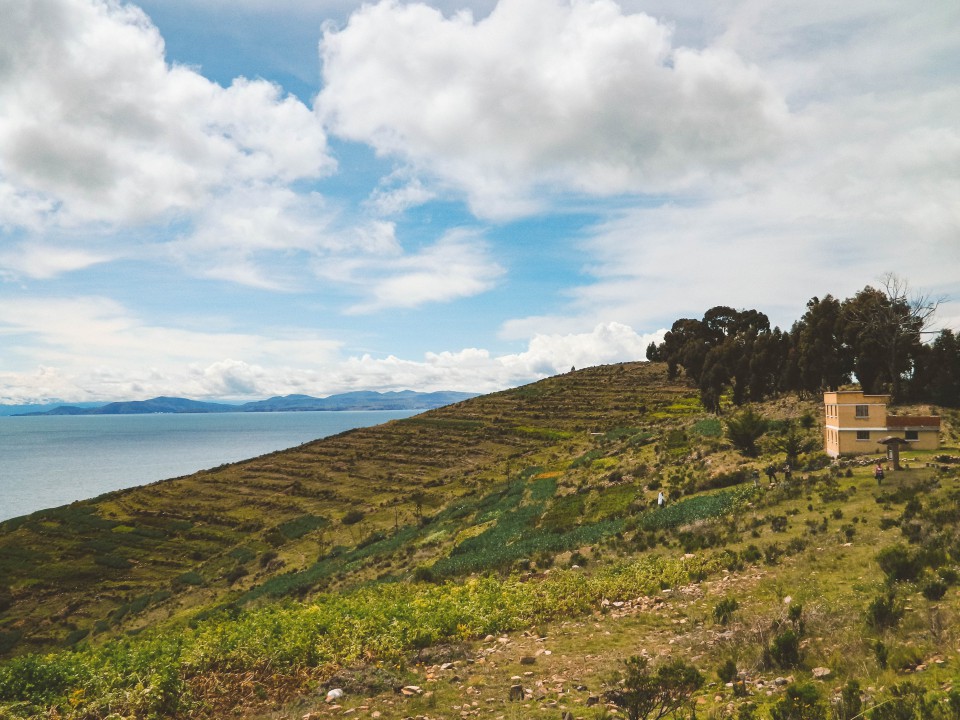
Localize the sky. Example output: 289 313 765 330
0 0 957 404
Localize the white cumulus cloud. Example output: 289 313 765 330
318 0 790 217
0 0 333 229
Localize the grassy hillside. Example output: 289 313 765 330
2 362 960 719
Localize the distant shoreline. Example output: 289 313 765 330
5 390 476 417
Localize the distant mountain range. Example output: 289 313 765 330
11 391 476 416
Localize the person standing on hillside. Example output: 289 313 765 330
657 491 665 507
875 462 885 484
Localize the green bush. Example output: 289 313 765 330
713 597 739 625
877 545 921 582
605 655 704 720
717 658 738 684
94 554 132 570
225 566 249 585
0 630 21 655
172 571 204 589
866 590 903 630
922 577 948 601
770 682 826 720
874 640 888 669
769 628 801 668
725 407 768 457
278 514 328 540
833 679 862 720
870 681 930 720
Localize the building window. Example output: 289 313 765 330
905 430 919 441
855 405 869 418
856 430 870 441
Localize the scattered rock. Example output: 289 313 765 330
509 685 524 701
812 667 832 679
520 656 536 665
325 688 344 703
401 686 423 696
586 696 600 707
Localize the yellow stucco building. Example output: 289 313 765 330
823 390 940 457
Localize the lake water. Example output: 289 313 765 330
0 410 417 522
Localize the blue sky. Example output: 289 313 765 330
0 0 957 403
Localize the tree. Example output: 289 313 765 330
410 490 429 525
911 329 960 406
725 407 769 457
605 656 704 720
649 306 787 410
842 274 942 400
768 421 819 464
792 295 852 394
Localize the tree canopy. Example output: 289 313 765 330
647 275 955 410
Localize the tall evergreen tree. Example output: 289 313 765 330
794 295 852 394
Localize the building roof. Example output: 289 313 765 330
886 416 941 429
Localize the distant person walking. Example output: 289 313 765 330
657 491 665 508
875 462 885 485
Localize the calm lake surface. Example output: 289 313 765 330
0 410 417 522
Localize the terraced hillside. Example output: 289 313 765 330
0 362 693 656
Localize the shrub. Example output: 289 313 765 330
725 408 768 457
770 682 826 720
605 655 704 720
342 509 365 526
278 514 328 540
786 538 807 555
412 565 436 583
717 658 738 684
874 640 889 669
742 545 762 563
769 628 801 669
94 554 132 570
764 543 784 565
922 577 948 601
871 681 929 720
938 566 959 585
172 571 204 589
832 679 862 720
0 630 21 655
866 591 904 630
225 566 248 585
713 597 739 625
787 603 805 635
876 545 921 583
